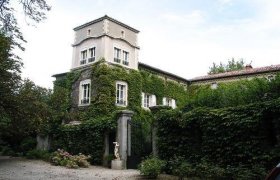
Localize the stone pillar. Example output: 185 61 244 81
36 135 50 151
116 110 133 169
152 122 158 156
103 132 109 167
150 106 171 157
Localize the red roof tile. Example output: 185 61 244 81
191 64 280 82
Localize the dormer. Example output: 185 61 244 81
71 15 140 70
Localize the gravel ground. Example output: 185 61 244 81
0 156 141 180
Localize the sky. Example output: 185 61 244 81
16 0 280 89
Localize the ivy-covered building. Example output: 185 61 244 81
53 15 189 113
51 15 280 168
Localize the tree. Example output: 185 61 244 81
0 0 51 152
0 33 21 139
0 0 51 50
208 58 246 75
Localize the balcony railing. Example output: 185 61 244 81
114 58 121 63
116 99 126 106
88 57 95 63
80 59 87 65
81 98 90 104
123 61 129 66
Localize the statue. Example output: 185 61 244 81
113 142 120 160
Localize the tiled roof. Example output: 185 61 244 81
138 62 190 84
191 64 280 82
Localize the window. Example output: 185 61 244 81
163 97 176 109
116 81 127 106
211 82 218 89
123 51 129 66
88 47 95 63
114 47 121 63
79 79 91 105
87 28 91 36
80 50 87 65
121 30 125 38
142 93 156 108
267 75 275 82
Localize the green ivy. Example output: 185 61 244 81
50 59 188 164
156 98 280 178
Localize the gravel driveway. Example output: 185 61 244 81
0 156 141 180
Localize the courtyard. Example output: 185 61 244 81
0 156 140 180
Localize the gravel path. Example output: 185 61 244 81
0 156 141 180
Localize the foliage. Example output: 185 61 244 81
208 58 245 74
51 116 116 164
168 157 195 179
19 137 37 153
50 59 187 165
156 99 280 179
186 75 280 109
0 33 22 138
26 149 50 161
0 0 51 50
138 156 166 178
0 78 52 153
50 149 90 169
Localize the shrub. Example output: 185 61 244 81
20 137 37 153
138 156 166 178
50 149 90 168
0 146 16 156
195 161 226 179
26 149 50 161
172 161 195 179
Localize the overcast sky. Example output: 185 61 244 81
16 0 280 89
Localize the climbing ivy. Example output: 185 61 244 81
156 99 280 178
50 59 188 164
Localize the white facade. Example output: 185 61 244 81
71 16 139 70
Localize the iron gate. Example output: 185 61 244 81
127 119 152 169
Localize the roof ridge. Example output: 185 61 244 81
73 15 140 33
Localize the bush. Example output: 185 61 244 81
195 161 226 179
20 137 37 153
26 149 50 161
171 161 195 179
0 146 16 156
50 149 90 168
138 157 166 178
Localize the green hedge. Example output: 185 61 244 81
186 74 280 109
51 116 116 164
156 98 280 178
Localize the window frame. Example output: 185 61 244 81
163 97 176 109
122 50 129 66
79 79 91 106
114 47 121 63
116 81 128 107
88 47 96 63
80 49 88 65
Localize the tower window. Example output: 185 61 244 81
88 47 95 63
80 50 87 65
87 28 91 36
114 47 121 63
121 30 125 38
123 51 129 66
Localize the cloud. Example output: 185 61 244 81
161 10 205 26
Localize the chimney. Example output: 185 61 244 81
245 64 253 70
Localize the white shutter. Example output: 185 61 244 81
171 99 176 109
141 92 145 107
151 95 156 107
162 97 166 106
